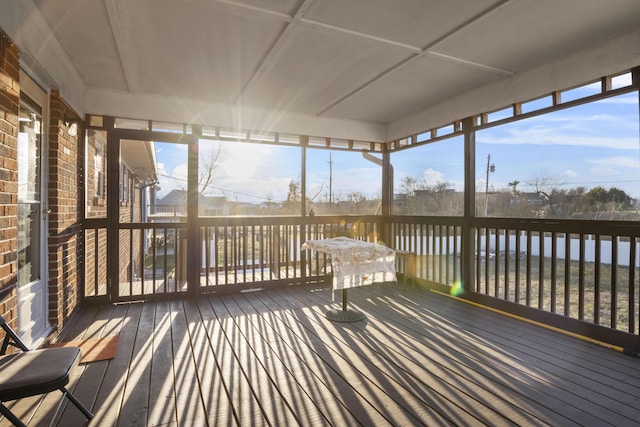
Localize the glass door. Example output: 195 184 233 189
17 74 49 347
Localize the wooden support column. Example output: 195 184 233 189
381 148 392 244
301 142 307 217
462 116 476 293
186 132 200 296
106 118 119 302
301 141 308 279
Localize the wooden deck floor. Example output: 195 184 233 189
4 282 640 426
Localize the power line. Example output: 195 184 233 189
155 173 284 202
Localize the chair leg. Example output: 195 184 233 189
0 403 26 427
61 387 94 420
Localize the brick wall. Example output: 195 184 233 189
118 168 143 285
47 90 83 330
0 30 19 332
84 129 108 296
0 29 84 340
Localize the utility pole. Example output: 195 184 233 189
328 153 333 204
484 154 495 216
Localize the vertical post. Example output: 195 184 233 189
484 154 491 216
106 118 119 302
301 144 307 217
301 141 308 279
328 152 333 204
186 132 200 297
462 116 476 293
381 148 392 245
634 66 640 335
381 148 392 216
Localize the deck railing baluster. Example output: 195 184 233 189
86 215 639 349
595 235 601 325
579 234 585 320
611 235 618 329
564 232 571 316
629 237 637 334
551 231 557 313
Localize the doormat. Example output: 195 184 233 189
49 335 119 363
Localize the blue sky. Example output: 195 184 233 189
154 82 640 204
475 92 640 199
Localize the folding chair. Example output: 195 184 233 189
0 316 94 427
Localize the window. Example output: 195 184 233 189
95 141 104 199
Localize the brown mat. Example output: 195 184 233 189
49 335 119 363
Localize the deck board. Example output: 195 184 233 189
148 300 178 426
291 289 532 426
3 283 640 426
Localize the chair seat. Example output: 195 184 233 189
0 347 80 402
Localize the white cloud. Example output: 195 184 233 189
480 127 638 150
199 142 297 202
562 169 580 178
588 156 640 169
423 168 445 184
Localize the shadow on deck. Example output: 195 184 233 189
4 283 640 426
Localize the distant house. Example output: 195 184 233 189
512 192 547 207
153 189 230 217
201 195 230 216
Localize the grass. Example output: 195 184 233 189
417 253 640 334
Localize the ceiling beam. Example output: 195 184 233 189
300 19 423 54
185 0 513 117
104 0 138 92
426 51 513 76
235 0 317 105
188 0 292 22
316 0 513 117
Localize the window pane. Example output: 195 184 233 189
391 136 464 216
120 139 157 223
476 92 640 220
86 130 108 218
306 149 382 215
152 142 188 218
197 140 301 216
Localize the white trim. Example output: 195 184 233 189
85 88 387 142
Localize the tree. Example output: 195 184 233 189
507 180 520 194
586 186 632 219
280 179 301 214
527 172 563 217
346 191 367 204
400 176 418 196
198 143 224 196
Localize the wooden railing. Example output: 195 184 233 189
385 216 463 288
83 214 640 351
197 216 383 292
470 218 640 336
384 215 640 351
84 216 384 301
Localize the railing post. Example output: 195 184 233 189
301 141 308 278
381 149 392 245
187 130 200 297
462 116 476 292
106 118 119 302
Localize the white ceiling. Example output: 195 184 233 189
6 0 640 142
